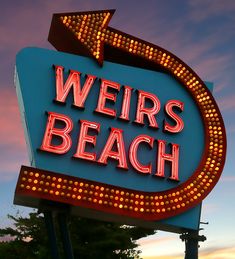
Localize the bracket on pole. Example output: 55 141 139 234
180 230 206 259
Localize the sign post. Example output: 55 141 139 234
43 210 60 259
180 229 207 259
14 9 226 258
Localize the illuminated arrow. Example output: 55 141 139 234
48 10 115 65
48 9 186 71
48 10 226 219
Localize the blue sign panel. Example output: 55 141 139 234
15 47 211 230
15 47 205 191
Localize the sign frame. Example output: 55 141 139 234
14 9 226 232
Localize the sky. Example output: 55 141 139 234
0 0 235 258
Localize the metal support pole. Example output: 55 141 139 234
180 230 206 259
44 211 60 259
184 231 199 259
58 212 75 259
41 202 74 258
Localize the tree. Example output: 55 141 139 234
0 212 50 259
0 211 156 258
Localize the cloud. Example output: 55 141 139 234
201 203 219 215
0 87 28 181
220 176 235 182
139 1 235 110
214 79 232 94
142 245 235 259
188 0 235 22
226 124 235 134
0 0 76 88
217 94 235 112
0 1 74 51
200 245 235 259
143 256 181 259
138 236 175 247
0 88 26 148
192 53 233 83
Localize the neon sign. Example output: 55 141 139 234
40 66 183 180
14 10 226 225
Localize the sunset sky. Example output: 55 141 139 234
0 0 235 258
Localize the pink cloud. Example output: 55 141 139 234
214 80 231 94
0 161 27 182
0 1 75 51
142 246 235 259
200 246 235 259
0 87 28 182
192 54 233 83
217 94 235 111
0 88 26 148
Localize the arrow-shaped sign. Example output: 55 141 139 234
45 10 226 219
49 10 115 66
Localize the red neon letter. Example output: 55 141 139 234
73 120 100 161
40 112 73 154
54 65 96 107
95 79 120 117
164 100 184 133
155 140 179 181
98 128 128 169
129 135 154 174
135 90 160 128
119 86 133 121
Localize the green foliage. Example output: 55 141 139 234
0 212 50 259
0 211 156 259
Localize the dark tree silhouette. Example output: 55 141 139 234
0 211 156 259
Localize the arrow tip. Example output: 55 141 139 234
49 10 116 66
